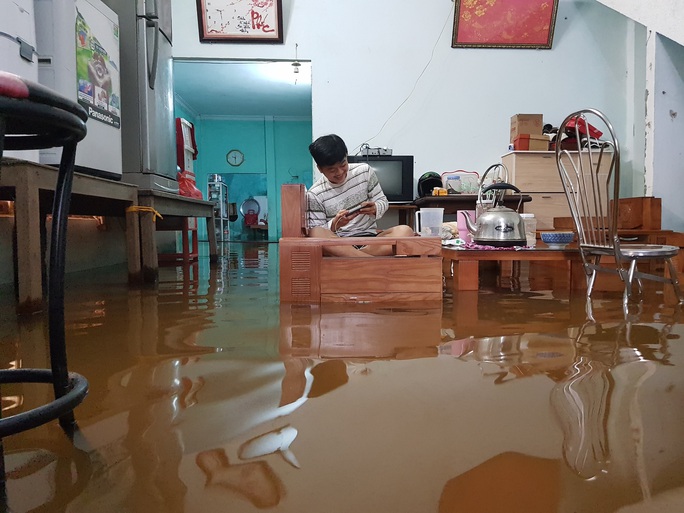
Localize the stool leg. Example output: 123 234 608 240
48 140 78 432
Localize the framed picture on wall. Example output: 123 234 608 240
452 0 559 49
196 0 283 43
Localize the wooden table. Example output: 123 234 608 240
247 222 269 240
442 244 585 291
388 203 417 228
0 159 141 313
414 194 532 215
137 189 218 283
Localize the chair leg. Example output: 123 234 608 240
586 255 602 297
665 257 684 304
624 260 637 299
585 296 596 321
587 268 598 297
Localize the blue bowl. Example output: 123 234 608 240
541 231 575 247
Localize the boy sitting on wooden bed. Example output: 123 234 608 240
307 134 414 257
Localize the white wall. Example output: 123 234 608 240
596 0 684 47
173 0 644 193
652 34 684 231
597 0 684 230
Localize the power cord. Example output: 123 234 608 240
349 3 455 155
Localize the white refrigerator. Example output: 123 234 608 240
35 0 123 180
0 0 39 162
102 0 177 193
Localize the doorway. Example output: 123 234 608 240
173 59 313 241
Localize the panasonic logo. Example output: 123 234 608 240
88 106 114 124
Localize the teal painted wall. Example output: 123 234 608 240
173 115 313 241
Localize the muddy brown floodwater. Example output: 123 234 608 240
2 242 684 513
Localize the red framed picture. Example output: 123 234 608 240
452 0 559 49
197 0 283 44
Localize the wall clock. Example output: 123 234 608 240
226 149 244 167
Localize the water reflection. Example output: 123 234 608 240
551 315 677 490
2 244 684 512
196 448 285 509
280 302 443 360
442 302 683 510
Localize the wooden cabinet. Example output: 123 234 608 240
502 151 609 231
502 151 566 231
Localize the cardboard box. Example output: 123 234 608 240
513 134 549 151
510 114 543 142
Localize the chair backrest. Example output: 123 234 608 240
555 109 620 250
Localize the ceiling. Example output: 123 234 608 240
173 60 312 118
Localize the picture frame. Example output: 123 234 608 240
452 0 559 49
196 0 283 44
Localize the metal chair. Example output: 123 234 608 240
0 71 89 438
555 108 683 306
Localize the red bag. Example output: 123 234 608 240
244 210 258 226
177 171 203 199
566 116 603 139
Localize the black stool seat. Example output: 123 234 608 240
0 71 89 438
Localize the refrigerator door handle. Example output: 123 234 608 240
137 0 158 19
147 19 160 90
148 0 159 19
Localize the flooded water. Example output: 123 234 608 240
2 242 684 513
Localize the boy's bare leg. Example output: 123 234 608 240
307 226 373 257
361 224 416 256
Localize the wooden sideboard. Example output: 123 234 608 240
413 193 532 215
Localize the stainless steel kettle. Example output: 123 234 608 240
461 183 527 247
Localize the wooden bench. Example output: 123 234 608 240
279 184 443 303
137 189 218 283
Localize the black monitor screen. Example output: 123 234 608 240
369 160 403 197
347 155 414 202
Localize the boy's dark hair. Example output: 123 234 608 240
309 134 348 167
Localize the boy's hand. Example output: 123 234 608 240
343 201 375 218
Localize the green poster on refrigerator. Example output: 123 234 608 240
75 0 121 129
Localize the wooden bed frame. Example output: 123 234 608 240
279 184 443 303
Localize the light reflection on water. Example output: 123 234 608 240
2 242 684 513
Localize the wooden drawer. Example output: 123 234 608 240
503 152 562 192
503 151 610 194
524 193 570 231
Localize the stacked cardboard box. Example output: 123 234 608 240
510 114 548 151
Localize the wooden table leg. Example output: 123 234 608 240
454 260 479 290
205 213 218 263
569 259 586 290
13 171 43 312
139 196 159 283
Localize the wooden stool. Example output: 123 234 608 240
157 217 200 263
